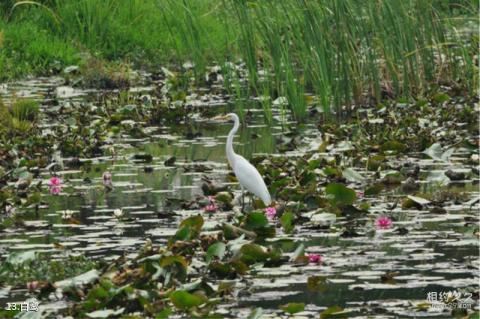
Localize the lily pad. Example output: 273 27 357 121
325 183 356 206
6 251 36 265
206 242 226 264
169 290 205 310
342 167 365 183
407 195 431 206
423 143 454 162
239 243 271 264
320 305 344 318
280 211 295 233
246 308 263 319
280 302 305 314
55 269 100 289
244 212 269 230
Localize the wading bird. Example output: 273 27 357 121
213 113 271 210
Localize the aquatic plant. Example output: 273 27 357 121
0 0 476 119
203 203 218 213
60 210 74 220
308 254 322 264
113 208 124 219
48 176 61 187
375 216 393 229
10 99 40 122
0 98 40 137
203 196 218 213
49 186 61 195
47 176 62 195
264 206 277 220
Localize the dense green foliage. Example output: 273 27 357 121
0 251 100 284
0 0 477 118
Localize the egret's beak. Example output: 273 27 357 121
211 115 230 121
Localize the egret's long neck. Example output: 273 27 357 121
226 117 239 167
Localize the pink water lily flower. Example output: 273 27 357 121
204 203 218 213
375 216 393 229
48 176 62 187
308 253 322 264
204 196 218 213
264 207 277 219
50 186 61 195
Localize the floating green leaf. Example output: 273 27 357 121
169 290 205 310
342 167 365 183
320 305 343 318
325 183 356 206
280 211 294 233
171 215 204 244
423 143 454 162
239 243 270 264
280 302 305 314
407 195 431 206
155 307 173 319
6 251 36 265
246 308 263 319
215 192 233 204
55 269 100 289
179 215 204 232
206 242 226 264
244 212 268 230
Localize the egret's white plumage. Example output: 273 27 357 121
222 113 271 206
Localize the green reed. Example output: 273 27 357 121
0 0 476 121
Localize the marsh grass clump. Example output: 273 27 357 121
10 99 40 122
0 98 40 137
78 57 133 89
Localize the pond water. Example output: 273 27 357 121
0 75 478 318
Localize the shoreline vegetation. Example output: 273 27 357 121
0 0 478 119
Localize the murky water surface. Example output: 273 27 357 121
0 76 478 318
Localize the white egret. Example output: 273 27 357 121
213 113 272 209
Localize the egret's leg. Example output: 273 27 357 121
241 186 245 213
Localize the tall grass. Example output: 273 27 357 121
0 0 476 120
222 0 477 117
